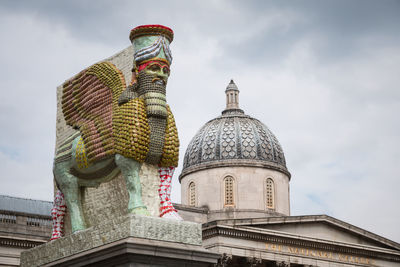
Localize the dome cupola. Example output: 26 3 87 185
180 80 290 179
180 80 291 218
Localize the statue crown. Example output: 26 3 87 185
130 24 174 43
130 24 174 66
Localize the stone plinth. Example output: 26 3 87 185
20 214 219 267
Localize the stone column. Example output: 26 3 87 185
246 256 262 266
215 253 232 267
276 261 290 267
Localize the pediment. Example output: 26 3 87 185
221 215 400 251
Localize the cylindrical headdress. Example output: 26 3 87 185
130 24 174 67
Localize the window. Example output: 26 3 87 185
0 214 16 224
224 176 235 206
266 178 275 209
189 182 196 206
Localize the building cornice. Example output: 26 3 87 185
0 236 46 249
0 209 51 220
173 203 208 214
202 220 400 262
179 159 291 182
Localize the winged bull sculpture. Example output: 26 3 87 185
51 25 181 239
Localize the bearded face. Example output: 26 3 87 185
118 60 170 118
136 61 170 118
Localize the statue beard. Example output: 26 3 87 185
137 71 168 118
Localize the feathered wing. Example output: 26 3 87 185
159 105 179 167
61 62 126 164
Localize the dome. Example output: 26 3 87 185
180 80 290 179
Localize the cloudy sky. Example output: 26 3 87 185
0 1 399 242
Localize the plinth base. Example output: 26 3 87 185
20 214 219 267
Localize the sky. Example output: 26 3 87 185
0 0 399 243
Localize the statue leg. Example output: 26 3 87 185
158 166 182 220
53 161 86 233
50 189 66 240
115 154 149 215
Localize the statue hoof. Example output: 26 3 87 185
130 206 150 216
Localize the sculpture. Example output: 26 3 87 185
51 25 181 238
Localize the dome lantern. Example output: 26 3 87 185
223 80 244 115
225 79 239 110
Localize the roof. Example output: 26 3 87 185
0 195 52 217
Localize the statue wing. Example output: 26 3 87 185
61 62 126 163
159 105 179 167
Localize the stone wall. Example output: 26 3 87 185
180 166 290 217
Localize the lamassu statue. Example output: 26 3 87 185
51 25 181 239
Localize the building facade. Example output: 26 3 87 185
0 196 52 266
176 81 400 266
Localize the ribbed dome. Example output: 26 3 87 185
180 80 290 178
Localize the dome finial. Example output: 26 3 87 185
225 79 240 111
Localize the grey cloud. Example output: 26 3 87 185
216 0 400 67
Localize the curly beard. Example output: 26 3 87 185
137 71 167 118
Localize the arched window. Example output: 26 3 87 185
266 178 275 209
189 182 196 206
224 176 235 207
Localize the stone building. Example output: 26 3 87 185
0 195 52 266
176 80 400 266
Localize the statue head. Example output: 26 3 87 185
127 24 174 118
